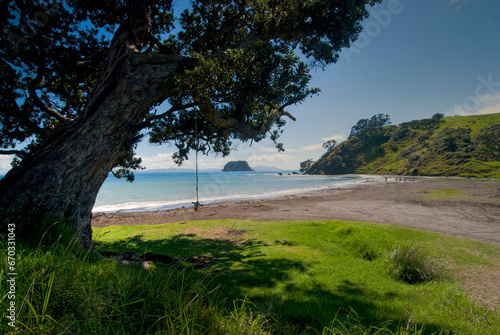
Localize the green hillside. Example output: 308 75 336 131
307 113 500 178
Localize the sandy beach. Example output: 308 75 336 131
93 177 500 246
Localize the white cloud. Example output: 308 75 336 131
449 0 483 10
259 147 301 153
298 135 346 152
281 148 300 153
447 92 500 116
196 157 226 170
139 153 179 170
448 0 463 11
300 143 323 151
258 147 281 153
0 155 14 175
247 153 292 166
446 106 467 116
322 134 346 142
477 92 500 115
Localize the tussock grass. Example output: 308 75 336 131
387 245 446 284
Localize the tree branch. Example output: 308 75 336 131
232 30 260 50
0 150 26 156
194 95 287 140
132 53 193 66
29 74 73 123
137 102 200 129
281 110 296 121
84 0 185 120
3 85 45 136
145 102 199 121
145 34 176 54
206 30 260 61
192 2 247 53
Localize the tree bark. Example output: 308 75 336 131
0 0 187 247
0 57 181 247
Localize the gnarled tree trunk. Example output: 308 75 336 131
0 63 176 247
0 1 182 248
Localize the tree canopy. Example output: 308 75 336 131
300 158 314 173
2 0 381 174
348 113 391 139
1 0 383 246
322 139 338 153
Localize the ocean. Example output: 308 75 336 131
0 171 382 213
93 171 369 213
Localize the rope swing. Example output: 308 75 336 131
193 110 200 211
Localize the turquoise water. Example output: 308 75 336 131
0 171 379 213
93 171 361 213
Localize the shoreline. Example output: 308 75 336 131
92 176 500 246
92 173 384 214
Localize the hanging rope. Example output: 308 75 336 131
193 110 200 211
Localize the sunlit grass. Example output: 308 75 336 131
92 219 500 334
0 233 270 334
1 218 498 334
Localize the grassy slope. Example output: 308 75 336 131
308 113 500 178
89 219 500 334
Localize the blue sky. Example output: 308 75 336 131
1 0 499 173
135 0 500 171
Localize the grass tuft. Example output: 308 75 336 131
322 308 392 334
387 245 446 284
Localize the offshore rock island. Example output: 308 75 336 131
222 160 254 172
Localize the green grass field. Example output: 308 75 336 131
1 219 499 334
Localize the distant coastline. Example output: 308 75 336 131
308 113 500 178
134 165 285 174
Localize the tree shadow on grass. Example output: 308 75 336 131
249 279 450 334
94 233 451 335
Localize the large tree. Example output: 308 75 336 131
1 0 381 247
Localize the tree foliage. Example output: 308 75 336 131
348 114 391 139
477 124 500 152
300 158 314 173
1 0 381 175
399 113 444 131
322 139 338 153
0 0 383 245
